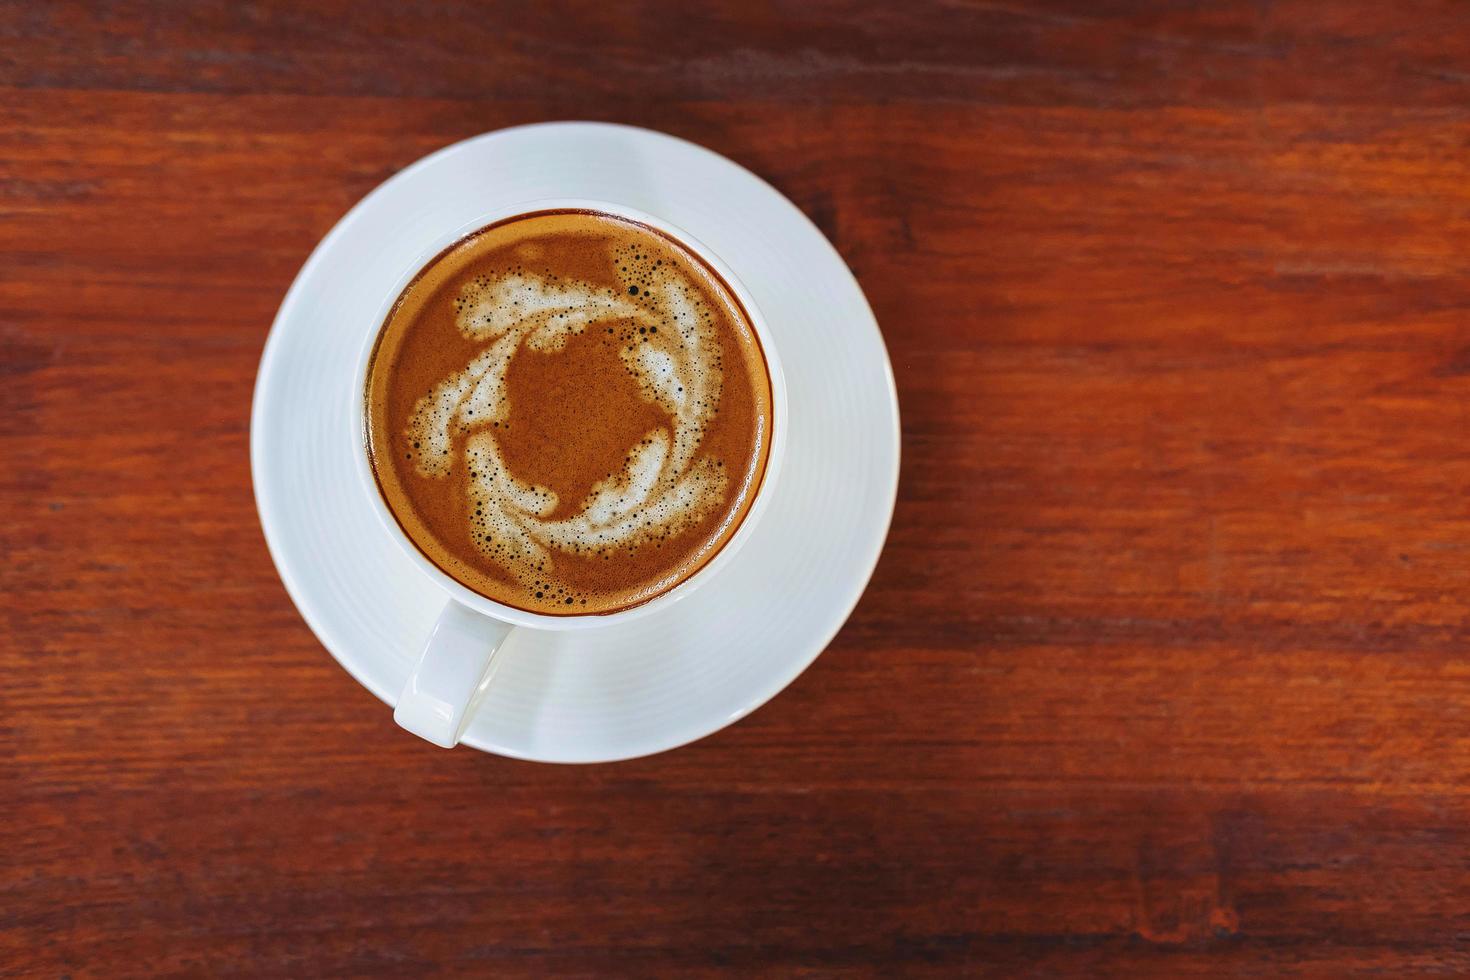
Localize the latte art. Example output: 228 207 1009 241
405 245 731 591
364 210 773 615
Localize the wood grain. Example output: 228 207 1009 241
4 1 1470 975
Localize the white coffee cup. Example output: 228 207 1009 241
351 200 787 748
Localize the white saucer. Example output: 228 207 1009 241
251 123 899 762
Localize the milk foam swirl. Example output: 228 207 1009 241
404 242 728 595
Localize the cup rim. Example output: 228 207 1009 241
350 197 788 630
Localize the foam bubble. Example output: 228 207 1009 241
402 240 730 605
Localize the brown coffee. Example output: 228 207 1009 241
364 210 774 615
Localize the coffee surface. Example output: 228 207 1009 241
365 210 773 615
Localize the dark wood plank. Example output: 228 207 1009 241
5 1 1470 108
4 3 1470 976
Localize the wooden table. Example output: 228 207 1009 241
6 2 1470 975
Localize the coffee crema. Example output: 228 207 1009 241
364 210 774 615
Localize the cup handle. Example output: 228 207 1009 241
393 601 514 748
